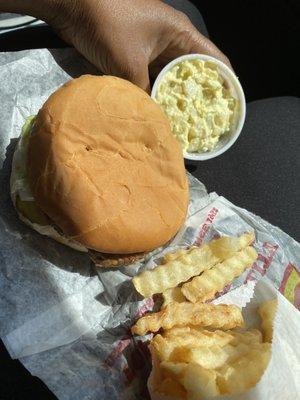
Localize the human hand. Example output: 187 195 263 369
2 0 231 92
43 0 231 92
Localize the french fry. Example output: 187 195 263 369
132 233 254 298
258 298 278 342
151 334 178 361
146 292 273 398
162 231 254 265
133 244 219 298
181 363 220 398
165 327 262 346
151 331 231 361
149 346 163 391
131 302 244 335
153 328 262 363
171 345 230 369
160 361 187 380
156 378 187 399
181 246 258 303
170 341 258 369
209 232 254 260
162 248 187 264
162 287 187 308
159 362 226 398
229 329 262 345
151 334 189 362
163 325 209 337
163 327 236 346
217 343 271 395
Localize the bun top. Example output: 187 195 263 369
28 75 188 254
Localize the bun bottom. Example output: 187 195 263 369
89 250 146 268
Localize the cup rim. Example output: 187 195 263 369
151 54 246 161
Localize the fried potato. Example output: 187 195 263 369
217 343 271 395
182 363 220 398
156 378 187 399
168 327 262 345
182 246 258 303
151 334 194 362
160 361 187 380
133 245 219 298
151 334 178 361
162 248 187 264
145 289 273 398
163 327 236 347
229 329 262 345
209 231 255 260
149 345 163 389
162 287 186 308
171 341 257 369
153 328 262 363
132 233 254 298
258 298 278 342
171 345 229 369
131 302 244 335
163 325 208 337
151 331 232 361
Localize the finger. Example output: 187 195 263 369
188 28 233 70
170 11 233 70
149 21 233 80
129 64 151 94
118 60 151 94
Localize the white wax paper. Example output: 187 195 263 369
0 49 299 400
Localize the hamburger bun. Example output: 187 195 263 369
28 75 189 254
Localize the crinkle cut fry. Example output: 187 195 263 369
171 342 265 369
181 246 258 303
133 244 219 298
151 331 231 361
162 248 188 264
258 298 278 342
163 326 262 344
217 343 272 395
131 302 244 335
132 232 255 298
162 287 187 308
152 328 262 362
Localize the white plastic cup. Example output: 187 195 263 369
151 54 246 161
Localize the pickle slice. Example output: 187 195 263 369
16 195 49 226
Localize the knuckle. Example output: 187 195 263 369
123 63 140 80
176 10 192 26
124 58 145 80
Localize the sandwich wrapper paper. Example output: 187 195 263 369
0 49 299 400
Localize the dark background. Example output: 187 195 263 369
192 0 300 101
0 1 299 399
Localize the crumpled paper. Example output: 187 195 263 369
0 48 299 400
